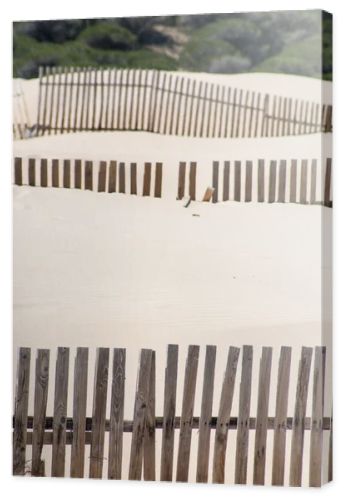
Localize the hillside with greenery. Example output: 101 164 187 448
13 11 332 80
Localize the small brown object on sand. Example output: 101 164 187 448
202 187 215 202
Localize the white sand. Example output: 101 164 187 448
13 186 332 485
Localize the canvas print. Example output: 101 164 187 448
12 10 332 487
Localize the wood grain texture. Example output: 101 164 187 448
144 351 156 480
70 347 88 478
309 346 326 486
13 348 31 475
32 349 50 476
89 348 109 479
289 347 313 486
129 349 153 480
108 348 126 479
212 346 240 483
52 347 69 477
272 346 292 486
176 345 200 482
235 345 253 484
253 347 272 485
196 345 216 483
160 345 179 481
14 157 22 186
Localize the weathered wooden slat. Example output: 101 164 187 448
268 161 277 203
13 348 31 475
91 68 98 131
42 66 50 135
110 69 118 130
253 347 272 485
28 158 36 186
160 345 179 481
67 69 74 133
169 75 179 135
289 347 313 486
149 70 160 132
47 67 56 135
118 162 126 194
52 159 59 188
60 67 68 133
36 67 43 135
108 348 126 480
206 82 214 138
196 345 216 483
300 159 308 204
187 80 196 137
176 345 200 482
40 158 48 187
129 349 153 480
70 347 88 478
212 346 240 484
310 159 317 205
175 77 185 136
212 161 219 203
143 162 151 196
85 160 93 191
74 159 82 189
272 346 292 486
278 160 286 203
245 160 253 202
257 159 265 202
290 159 297 203
235 345 253 484
144 351 156 480
108 161 117 193
235 89 243 138
223 161 230 201
261 94 269 137
195 81 204 137
177 162 186 200
309 346 326 486
63 159 70 188
52 347 69 477
154 162 163 198
98 161 107 192
211 85 220 138
79 68 87 130
324 158 332 207
189 162 197 201
32 349 50 476
130 162 137 195
234 161 241 201
200 82 209 137
14 157 22 186
328 418 333 482
241 91 250 138
73 68 81 132
89 348 109 479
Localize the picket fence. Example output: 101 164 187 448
13 344 331 486
34 67 333 138
13 156 333 207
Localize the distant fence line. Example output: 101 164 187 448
13 344 331 486
34 67 333 138
13 156 333 207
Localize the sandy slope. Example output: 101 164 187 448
13 186 332 484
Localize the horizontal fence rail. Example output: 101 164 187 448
13 156 333 207
13 344 332 486
34 67 333 138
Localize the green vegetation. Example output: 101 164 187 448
13 11 332 80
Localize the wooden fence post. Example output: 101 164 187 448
98 161 107 192
253 347 272 485
310 159 317 205
13 348 31 475
130 163 137 195
258 159 265 202
189 162 197 201
196 345 216 483
52 347 69 477
289 347 313 486
28 158 36 186
160 345 179 481
71 347 89 478
63 159 71 189
108 161 117 193
32 349 50 477
300 160 308 205
309 346 326 486
143 162 151 197
108 348 126 480
154 162 163 198
223 161 230 201
144 351 156 480
14 157 22 186
177 162 186 200
89 348 109 479
74 159 82 189
290 159 297 203
278 160 286 203
212 161 219 203
212 346 240 483
245 161 253 202
324 158 332 207
40 158 48 187
272 346 292 486
176 345 200 482
235 345 253 484
52 159 59 188
268 161 277 203
234 161 241 202
85 160 93 191
129 349 153 480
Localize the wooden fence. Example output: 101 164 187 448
13 156 333 207
13 80 32 140
34 67 333 138
13 344 331 486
